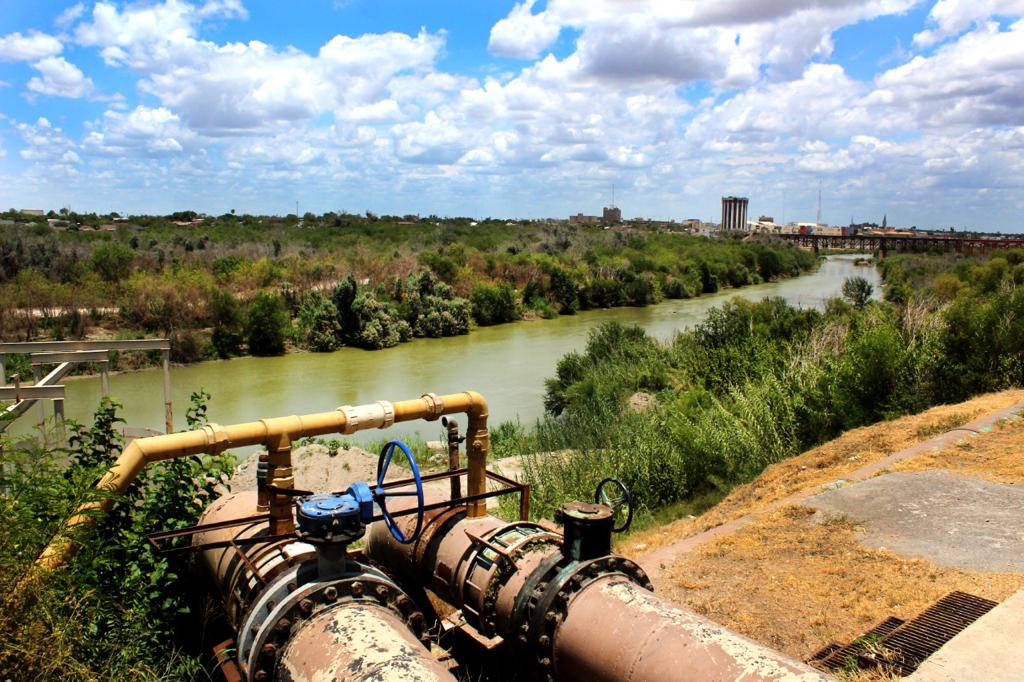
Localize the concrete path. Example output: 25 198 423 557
638 402 1024 580
907 589 1024 682
808 470 1024 572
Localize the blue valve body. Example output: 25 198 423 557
296 482 375 545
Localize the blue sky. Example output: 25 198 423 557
1 0 1023 230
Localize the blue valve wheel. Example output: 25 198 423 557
376 439 425 544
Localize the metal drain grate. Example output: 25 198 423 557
881 591 998 676
811 592 998 676
810 616 905 670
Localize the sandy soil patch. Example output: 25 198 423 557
891 413 1024 484
658 506 1024 669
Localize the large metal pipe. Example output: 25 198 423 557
554 576 829 682
34 391 490 572
366 506 832 682
196 491 453 682
277 603 449 682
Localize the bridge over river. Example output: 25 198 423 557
777 232 1024 255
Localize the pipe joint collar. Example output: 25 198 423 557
201 423 229 455
339 401 396 434
420 392 444 421
377 400 396 428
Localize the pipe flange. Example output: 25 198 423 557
526 555 651 681
461 523 561 636
511 552 565 648
421 392 444 421
247 571 426 681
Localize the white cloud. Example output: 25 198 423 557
27 56 94 98
875 20 1024 128
488 0 561 59
56 3 87 29
70 1 447 132
0 30 63 62
4 0 1024 229
17 117 81 172
913 0 1024 47
486 0 917 88
84 106 196 156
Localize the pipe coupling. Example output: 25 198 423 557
238 562 426 680
517 556 652 681
201 422 230 455
420 392 444 420
338 401 396 434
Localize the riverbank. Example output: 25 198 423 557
1 215 816 368
11 252 821 383
14 256 874 439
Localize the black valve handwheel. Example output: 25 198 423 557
594 477 634 533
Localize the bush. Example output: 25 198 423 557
297 293 341 352
470 283 520 325
211 289 244 358
246 292 289 356
841 276 874 309
0 395 234 678
349 292 408 350
90 242 134 282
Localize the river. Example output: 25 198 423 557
25 256 879 443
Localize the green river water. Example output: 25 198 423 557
23 255 878 444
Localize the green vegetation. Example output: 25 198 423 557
0 391 234 679
0 210 815 366
498 251 1024 523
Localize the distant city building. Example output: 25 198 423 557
20 208 44 216
758 215 774 223
569 213 600 224
720 196 748 231
602 206 621 223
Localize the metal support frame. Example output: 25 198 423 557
1 339 172 434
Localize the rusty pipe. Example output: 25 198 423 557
366 507 832 682
553 576 830 682
196 491 453 682
35 391 490 572
278 604 450 682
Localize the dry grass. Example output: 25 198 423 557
621 389 1024 556
658 506 1024 672
892 414 1024 483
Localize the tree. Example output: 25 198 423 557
211 289 244 358
245 292 289 356
298 293 341 352
90 242 134 282
470 282 520 326
842 276 874 309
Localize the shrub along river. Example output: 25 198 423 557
31 255 879 443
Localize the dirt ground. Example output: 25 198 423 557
892 413 1024 483
229 444 403 493
658 506 1024 664
621 389 1024 556
619 388 1024 680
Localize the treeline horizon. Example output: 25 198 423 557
0 214 816 375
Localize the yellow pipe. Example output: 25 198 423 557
34 391 490 572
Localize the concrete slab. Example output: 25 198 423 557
907 589 1024 682
805 470 1024 572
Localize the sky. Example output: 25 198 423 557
0 1 1022 230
